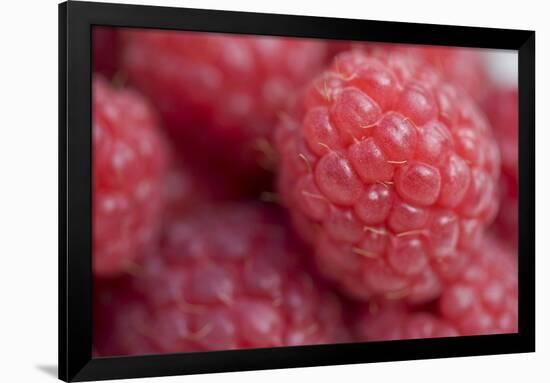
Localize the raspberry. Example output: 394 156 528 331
485 88 518 183
394 45 489 101
119 30 328 176
438 237 517 335
93 27 118 78
93 276 150 356
93 204 348 356
353 237 517 340
93 76 167 276
327 44 488 101
484 88 518 246
493 173 518 247
354 303 460 341
275 50 500 303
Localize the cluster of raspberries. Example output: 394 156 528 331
92 27 518 356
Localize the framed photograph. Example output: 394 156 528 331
59 1 535 381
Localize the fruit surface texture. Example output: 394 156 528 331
354 237 517 339
94 204 347 355
276 50 501 303
484 88 518 247
120 30 328 175
93 77 167 276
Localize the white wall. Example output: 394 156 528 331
0 0 546 382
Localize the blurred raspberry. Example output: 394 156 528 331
484 88 518 247
484 88 518 178
93 276 151 355
439 237 517 335
120 30 328 178
326 41 357 61
93 203 348 356
493 173 519 247
354 237 517 340
396 45 489 101
326 43 489 101
275 50 500 303
93 27 118 78
354 303 459 341
93 76 167 276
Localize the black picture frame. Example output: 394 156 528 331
59 1 535 381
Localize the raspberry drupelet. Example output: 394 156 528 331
93 204 348 356
120 30 328 176
93 76 167 276
353 237 517 340
275 50 501 303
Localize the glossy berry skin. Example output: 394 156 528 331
484 88 518 247
276 50 500 303
93 204 348 356
93 77 167 276
354 237 517 340
120 30 328 175
93 27 118 78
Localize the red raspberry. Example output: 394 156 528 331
93 76 167 276
354 303 459 341
493 173 518 247
325 44 488 101
484 88 518 247
120 30 328 176
438 237 517 335
93 276 151 356
353 237 517 340
93 27 118 78
93 204 348 356
275 50 500 303
483 89 518 177
394 45 489 101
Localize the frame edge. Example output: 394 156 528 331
60 2 536 381
58 2 68 381
61 1 95 381
517 30 535 353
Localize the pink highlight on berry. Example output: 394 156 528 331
330 87 382 144
354 184 394 225
315 151 363 205
348 138 395 183
372 112 418 161
395 162 441 206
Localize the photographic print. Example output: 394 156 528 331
58 3 534 380
91 28 519 357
